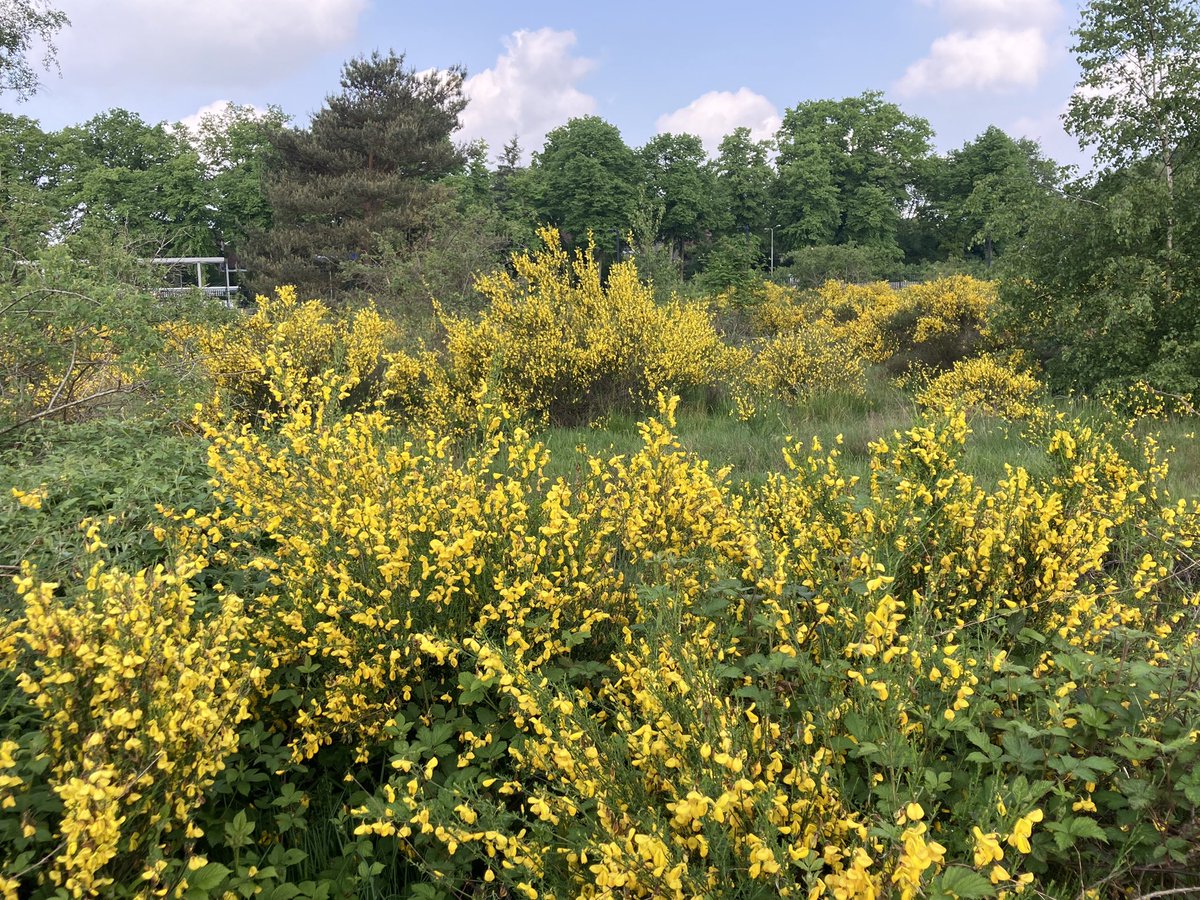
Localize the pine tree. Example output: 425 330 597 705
248 50 466 299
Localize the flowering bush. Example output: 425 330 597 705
735 276 997 414
2 553 253 897
885 275 997 370
4 255 1200 898
743 327 866 404
439 228 738 424
751 280 897 359
916 354 1044 421
172 285 401 423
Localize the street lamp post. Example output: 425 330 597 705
766 225 778 274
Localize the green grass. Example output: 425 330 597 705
1 418 211 611
541 374 917 488
539 371 1200 501
1144 418 1200 498
959 415 1054 487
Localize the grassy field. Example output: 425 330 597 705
543 372 1200 495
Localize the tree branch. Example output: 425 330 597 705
0 382 143 439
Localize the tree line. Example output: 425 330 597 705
2 0 1199 393
0 55 1060 294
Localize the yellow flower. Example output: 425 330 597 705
1006 808 1044 854
10 486 46 510
972 827 1004 866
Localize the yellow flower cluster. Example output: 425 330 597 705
440 228 738 423
900 275 995 346
250 384 1195 895
6 553 253 896
171 285 400 423
734 276 997 412
1100 379 1198 424
742 327 867 405
916 354 1044 421
8 256 1200 898
463 630 870 898
752 280 898 361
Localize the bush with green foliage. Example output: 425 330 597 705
0 236 232 442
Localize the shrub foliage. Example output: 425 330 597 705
3 237 1200 899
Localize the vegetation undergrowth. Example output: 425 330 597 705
3 237 1200 899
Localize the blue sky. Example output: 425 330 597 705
12 0 1091 169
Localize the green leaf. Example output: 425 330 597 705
190 862 231 892
1067 816 1108 842
1079 756 1116 775
224 809 256 849
1045 818 1076 851
695 594 730 616
934 865 996 898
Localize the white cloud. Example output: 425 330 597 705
54 0 367 88
898 28 1051 94
655 89 781 156
897 0 1062 95
176 99 269 135
459 29 595 162
937 0 1061 28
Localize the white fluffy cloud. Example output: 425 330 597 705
655 89 781 156
459 29 596 162
931 0 1061 27
898 0 1062 95
54 0 367 87
176 99 269 135
897 28 1050 94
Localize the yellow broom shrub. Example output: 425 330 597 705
6 553 253 897
916 354 1044 421
439 228 737 423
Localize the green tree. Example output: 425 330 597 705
445 138 493 213
188 102 289 260
1004 0 1200 393
1065 0 1200 269
999 166 1198 390
925 127 1061 266
774 92 933 252
250 50 466 297
778 242 903 288
0 112 67 257
0 0 68 101
530 116 641 248
354 142 513 316
491 136 539 251
638 132 723 259
348 187 509 318
772 138 840 250
625 187 684 299
58 109 212 255
697 233 759 297
713 127 776 238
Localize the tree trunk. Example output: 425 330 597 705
1161 134 1175 254
1159 132 1175 299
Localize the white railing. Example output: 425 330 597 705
144 256 244 307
